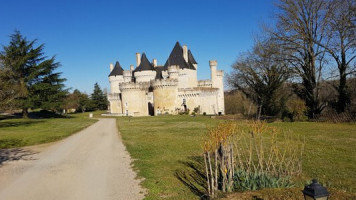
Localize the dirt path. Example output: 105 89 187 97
0 118 145 200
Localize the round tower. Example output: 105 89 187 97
108 62 124 114
119 82 150 116
151 79 178 115
109 61 125 93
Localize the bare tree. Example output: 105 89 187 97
270 0 332 118
324 0 356 113
227 39 290 117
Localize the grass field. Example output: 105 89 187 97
0 112 98 149
117 115 356 200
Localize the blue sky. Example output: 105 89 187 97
0 0 275 94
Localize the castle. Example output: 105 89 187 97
108 42 224 116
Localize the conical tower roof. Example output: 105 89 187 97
108 61 124 76
164 42 196 70
133 53 155 72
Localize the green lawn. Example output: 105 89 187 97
0 112 98 149
117 116 356 199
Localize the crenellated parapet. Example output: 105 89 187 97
119 81 150 91
167 65 179 73
216 70 224 77
167 65 179 79
151 78 178 89
134 70 156 82
198 80 213 87
123 70 132 82
108 93 121 101
178 87 218 98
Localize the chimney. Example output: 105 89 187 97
130 64 134 71
110 63 114 72
136 53 141 67
152 59 157 67
183 45 188 63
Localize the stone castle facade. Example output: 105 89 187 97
108 42 224 116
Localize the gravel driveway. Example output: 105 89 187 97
0 118 145 200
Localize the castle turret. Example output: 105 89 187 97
109 61 124 93
210 60 217 87
209 60 224 115
133 53 157 82
108 61 125 114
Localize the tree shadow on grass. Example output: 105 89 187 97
0 120 44 128
0 148 37 166
29 110 71 119
175 156 210 200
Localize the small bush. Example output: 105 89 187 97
286 98 307 121
193 106 200 114
233 170 294 191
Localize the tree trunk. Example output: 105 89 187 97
22 108 29 118
337 65 349 113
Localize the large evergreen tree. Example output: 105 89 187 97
0 31 67 117
91 83 108 110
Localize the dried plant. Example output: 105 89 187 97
203 121 304 197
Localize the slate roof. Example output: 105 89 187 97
154 66 164 79
108 61 124 76
188 50 197 64
133 53 155 72
163 42 196 70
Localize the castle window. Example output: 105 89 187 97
125 102 128 107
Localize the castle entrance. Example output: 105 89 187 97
148 102 154 116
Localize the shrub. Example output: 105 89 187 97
286 98 307 121
233 170 294 191
193 106 200 114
